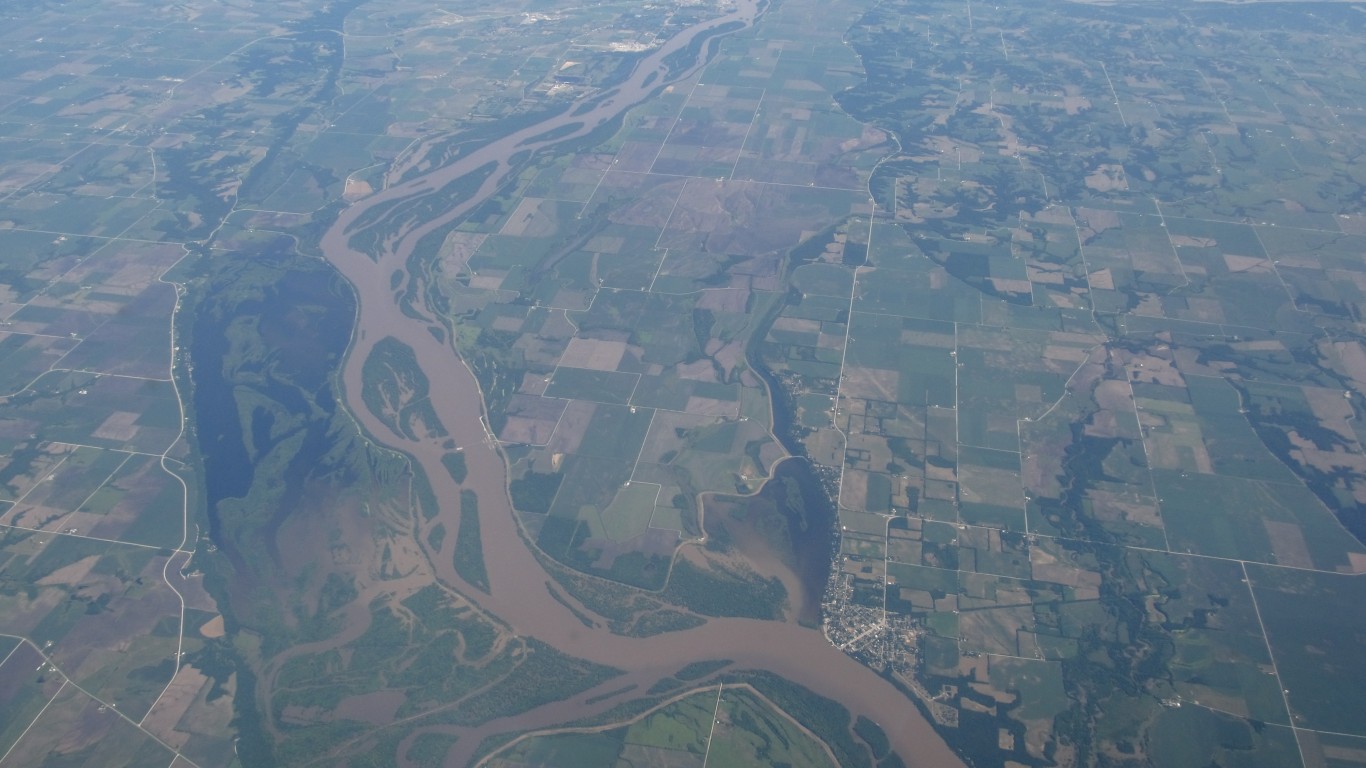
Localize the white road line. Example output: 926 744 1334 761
0 523 189 554
0 642 22 672
0 680 68 765
1242 561 1308 768
700 684 725 768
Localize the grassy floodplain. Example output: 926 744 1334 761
484 684 840 768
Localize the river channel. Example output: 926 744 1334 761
314 1 963 765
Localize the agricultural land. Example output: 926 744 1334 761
1 0 1366 767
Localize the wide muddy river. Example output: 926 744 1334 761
316 1 963 765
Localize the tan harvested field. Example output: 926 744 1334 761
1263 519 1314 570
558 337 628 371
842 366 900 401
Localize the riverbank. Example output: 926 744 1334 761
275 0 964 763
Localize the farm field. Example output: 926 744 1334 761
2 0 1366 766
797 1 1366 765
0 0 945 765
484 685 838 768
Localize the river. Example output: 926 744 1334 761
313 0 964 765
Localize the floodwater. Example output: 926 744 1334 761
703 457 837 626
314 0 964 765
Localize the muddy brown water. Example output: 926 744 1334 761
312 1 964 765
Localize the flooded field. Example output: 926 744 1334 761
314 0 961 763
